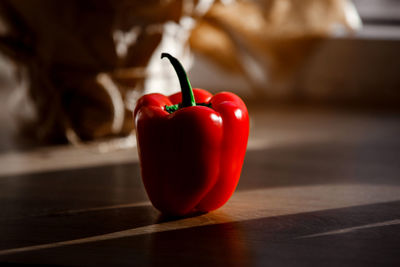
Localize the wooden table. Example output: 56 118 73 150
0 107 399 266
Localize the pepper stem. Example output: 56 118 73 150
161 53 196 107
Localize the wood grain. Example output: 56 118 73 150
0 107 399 266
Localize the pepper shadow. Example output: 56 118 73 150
0 203 157 251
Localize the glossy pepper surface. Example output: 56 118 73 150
134 53 249 216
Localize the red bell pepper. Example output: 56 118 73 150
134 53 249 216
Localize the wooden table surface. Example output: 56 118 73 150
0 107 399 266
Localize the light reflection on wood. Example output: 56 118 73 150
0 183 399 256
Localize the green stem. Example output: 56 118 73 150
161 53 196 107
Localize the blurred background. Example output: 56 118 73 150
0 0 399 148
